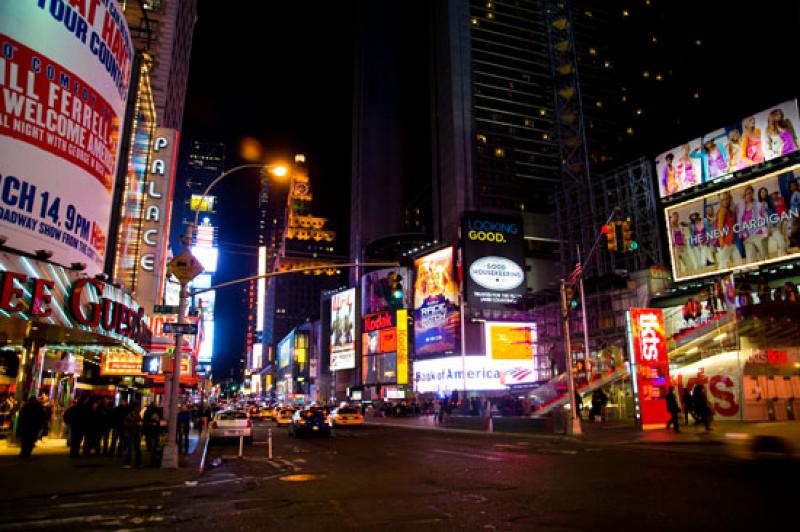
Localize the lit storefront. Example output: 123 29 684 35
0 250 151 435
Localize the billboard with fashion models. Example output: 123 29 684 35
655 99 800 199
665 164 800 282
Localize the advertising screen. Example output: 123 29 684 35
190 195 217 213
278 331 294 369
191 246 219 273
0 2 132 274
330 289 356 370
626 309 671 429
486 322 536 360
462 212 526 311
665 164 800 282
413 354 538 393
361 267 410 314
413 247 460 358
361 309 408 385
670 351 741 422
655 99 800 199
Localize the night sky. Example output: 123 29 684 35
178 1 797 380
180 2 354 379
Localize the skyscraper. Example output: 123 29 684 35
123 0 198 129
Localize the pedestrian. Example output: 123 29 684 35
177 404 191 454
590 390 603 422
435 398 443 425
64 394 88 459
84 398 103 456
574 391 583 420
666 386 681 432
109 399 128 456
123 402 143 468
692 384 711 431
17 397 44 458
38 394 52 440
100 398 113 455
681 387 693 425
142 401 162 452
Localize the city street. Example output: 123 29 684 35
0 420 797 531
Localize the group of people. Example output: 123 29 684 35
666 384 712 432
661 106 799 196
10 392 211 467
575 389 609 422
670 178 800 277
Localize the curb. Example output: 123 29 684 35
367 420 576 443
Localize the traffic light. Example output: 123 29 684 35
565 286 579 310
387 272 405 310
603 223 618 252
622 219 637 251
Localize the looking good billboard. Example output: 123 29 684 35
665 164 800 282
462 212 526 311
0 1 133 273
655 99 800 199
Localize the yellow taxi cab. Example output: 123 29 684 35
275 408 296 427
330 406 364 427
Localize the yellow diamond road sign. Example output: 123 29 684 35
167 250 204 285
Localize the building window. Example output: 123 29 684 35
477 134 487 143
494 147 506 158
524 118 534 128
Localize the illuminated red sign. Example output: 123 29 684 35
628 308 671 429
364 311 395 332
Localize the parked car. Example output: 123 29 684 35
288 408 331 438
329 406 364 427
209 410 252 442
275 408 296 427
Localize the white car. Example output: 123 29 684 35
209 410 253 442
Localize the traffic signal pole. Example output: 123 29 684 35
560 278 581 436
577 244 591 383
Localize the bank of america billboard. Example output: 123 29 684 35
665 164 800 282
462 212 526 311
655 99 800 200
0 2 133 273
413 247 460 358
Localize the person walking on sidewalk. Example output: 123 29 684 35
692 384 711 431
177 404 191 454
109 399 129 456
17 397 44 458
64 395 88 459
123 402 143 468
666 386 681 432
681 387 693 425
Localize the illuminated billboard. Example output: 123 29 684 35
665 164 800 282
462 213 526 311
485 322 536 360
656 99 800 199
361 267 410 314
361 310 409 386
413 354 538 393
190 195 217 213
278 331 295 369
0 1 133 274
413 247 460 358
626 309 671 429
330 289 356 371
191 246 219 273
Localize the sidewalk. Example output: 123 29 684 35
367 414 800 456
0 431 205 500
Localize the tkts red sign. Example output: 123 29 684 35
628 308 671 429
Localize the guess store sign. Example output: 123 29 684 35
0 251 150 352
627 308 671 429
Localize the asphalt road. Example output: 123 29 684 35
1 419 797 531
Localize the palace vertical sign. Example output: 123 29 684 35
137 129 178 312
627 308 671 429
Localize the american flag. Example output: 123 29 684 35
566 262 582 286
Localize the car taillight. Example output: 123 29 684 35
211 421 217 428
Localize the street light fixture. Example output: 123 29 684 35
161 162 288 469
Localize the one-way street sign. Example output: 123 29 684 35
163 322 199 335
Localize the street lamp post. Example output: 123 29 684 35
160 163 286 469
